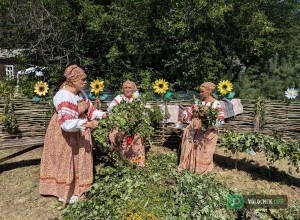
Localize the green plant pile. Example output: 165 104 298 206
240 203 300 220
92 99 155 149
63 151 237 219
192 105 220 131
219 131 300 172
63 150 300 219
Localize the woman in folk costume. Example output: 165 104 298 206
39 65 106 205
177 82 224 174
108 80 146 167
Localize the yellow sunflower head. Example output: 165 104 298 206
217 80 233 95
90 79 104 95
153 79 169 94
34 81 49 96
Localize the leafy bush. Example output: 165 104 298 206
2 100 19 134
219 131 300 172
147 104 164 128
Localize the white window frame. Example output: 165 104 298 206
5 65 14 79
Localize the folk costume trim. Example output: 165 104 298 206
107 94 135 112
40 176 93 187
57 101 79 125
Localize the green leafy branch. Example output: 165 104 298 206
219 131 300 172
92 99 155 150
192 105 219 131
63 152 237 219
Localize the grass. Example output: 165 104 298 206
0 147 62 220
0 145 299 219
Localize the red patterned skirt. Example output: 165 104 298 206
109 129 145 167
39 113 93 204
178 126 218 174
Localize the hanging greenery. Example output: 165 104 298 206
254 97 265 130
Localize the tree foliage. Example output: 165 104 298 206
0 0 299 97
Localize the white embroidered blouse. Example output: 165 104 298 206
107 92 139 112
182 100 225 128
53 89 106 132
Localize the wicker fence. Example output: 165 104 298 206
0 98 52 140
148 100 257 146
147 99 300 146
0 98 299 146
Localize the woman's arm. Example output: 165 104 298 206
54 90 88 132
107 95 122 113
212 101 225 128
81 90 106 120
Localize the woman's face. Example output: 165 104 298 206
123 85 134 98
199 89 210 101
72 77 87 92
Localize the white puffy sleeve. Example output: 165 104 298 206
107 95 123 113
53 90 87 132
212 100 225 128
182 104 197 123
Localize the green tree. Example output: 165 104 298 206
0 0 299 96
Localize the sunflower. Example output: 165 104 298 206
217 80 233 95
90 79 104 95
34 81 49 96
153 79 169 94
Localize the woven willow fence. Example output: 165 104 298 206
0 98 299 146
0 98 52 140
147 99 300 146
148 100 257 146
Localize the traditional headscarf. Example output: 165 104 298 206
199 82 216 93
122 80 137 92
64 65 86 82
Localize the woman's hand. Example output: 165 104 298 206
85 120 99 129
191 118 201 130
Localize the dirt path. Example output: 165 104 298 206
0 146 299 220
0 147 62 220
214 148 300 203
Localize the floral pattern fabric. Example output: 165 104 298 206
178 126 218 174
178 100 224 174
39 89 105 205
107 94 146 167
